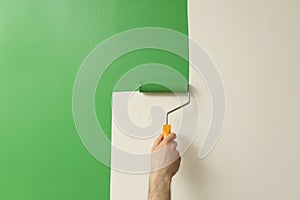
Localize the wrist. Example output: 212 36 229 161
149 171 172 185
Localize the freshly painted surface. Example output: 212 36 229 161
0 0 188 199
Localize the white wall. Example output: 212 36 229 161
187 0 300 199
111 0 300 199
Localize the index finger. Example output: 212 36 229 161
153 133 163 148
160 133 176 146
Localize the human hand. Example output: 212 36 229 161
148 133 181 200
150 133 181 180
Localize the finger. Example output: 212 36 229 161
170 141 178 149
161 133 176 145
175 150 181 159
153 133 163 148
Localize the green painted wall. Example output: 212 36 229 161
0 0 188 199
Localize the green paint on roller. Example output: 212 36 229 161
139 84 173 92
139 83 188 93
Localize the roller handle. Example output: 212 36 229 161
162 124 171 139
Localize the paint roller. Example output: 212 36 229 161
162 85 190 139
139 84 191 139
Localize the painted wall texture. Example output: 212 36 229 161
0 0 188 199
1 0 299 199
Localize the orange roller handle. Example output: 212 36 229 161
162 124 171 139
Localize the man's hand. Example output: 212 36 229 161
151 133 181 179
148 133 181 200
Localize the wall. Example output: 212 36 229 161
0 1 188 199
110 0 300 199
